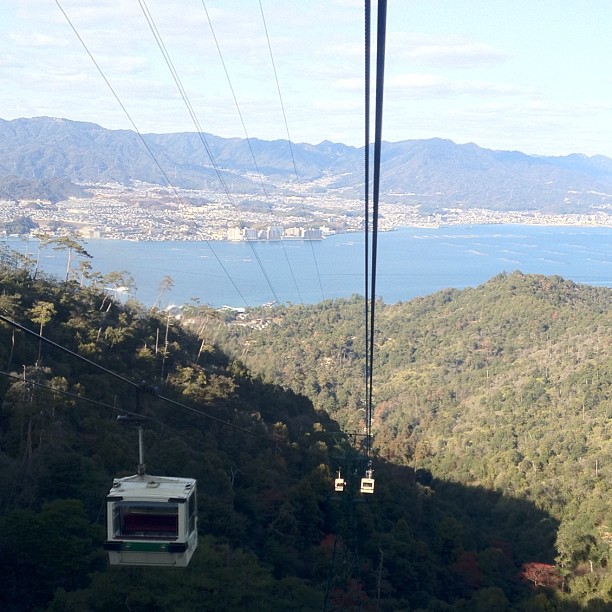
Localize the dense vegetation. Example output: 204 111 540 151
206 272 612 608
0 252 610 610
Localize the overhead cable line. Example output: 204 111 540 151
1 311 136 387
258 0 300 180
55 0 249 308
200 0 303 304
364 0 387 461
53 0 169 195
0 368 129 414
0 314 285 445
137 0 283 306
324 5 386 601
258 0 325 301
364 0 371 429
0 368 279 464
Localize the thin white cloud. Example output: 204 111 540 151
9 32 68 47
409 41 507 68
389 73 447 90
390 33 508 69
386 72 529 100
312 98 362 112
2 0 612 156
335 77 364 92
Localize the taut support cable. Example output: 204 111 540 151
365 0 387 460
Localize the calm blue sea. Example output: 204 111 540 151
8 225 611 308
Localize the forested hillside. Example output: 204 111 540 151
207 272 612 608
0 256 610 609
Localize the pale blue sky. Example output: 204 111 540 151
2 0 612 157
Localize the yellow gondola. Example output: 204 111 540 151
334 469 346 492
360 468 375 494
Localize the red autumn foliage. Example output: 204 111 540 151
521 562 562 589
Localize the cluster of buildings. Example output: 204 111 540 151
226 226 325 241
1 180 610 243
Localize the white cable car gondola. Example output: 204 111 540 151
360 468 375 494
334 469 346 492
104 417 198 567
104 473 198 567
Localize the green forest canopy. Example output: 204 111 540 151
0 257 610 610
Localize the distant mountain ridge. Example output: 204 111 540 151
2 116 612 214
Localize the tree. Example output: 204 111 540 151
0 292 22 369
98 270 135 310
28 300 56 363
0 500 103 612
35 233 92 282
152 275 174 310
521 562 562 589
77 259 93 287
52 235 92 282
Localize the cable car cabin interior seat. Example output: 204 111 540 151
104 474 198 567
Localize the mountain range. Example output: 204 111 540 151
2 116 612 214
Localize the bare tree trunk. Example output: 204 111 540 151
23 418 33 465
65 248 72 281
7 329 15 370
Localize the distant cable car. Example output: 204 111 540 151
334 469 346 492
104 417 198 567
360 468 375 494
104 473 198 567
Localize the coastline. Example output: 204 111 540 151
4 217 612 245
6 225 609 310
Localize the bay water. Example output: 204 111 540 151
10 225 611 308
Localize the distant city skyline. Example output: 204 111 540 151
2 1 612 157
